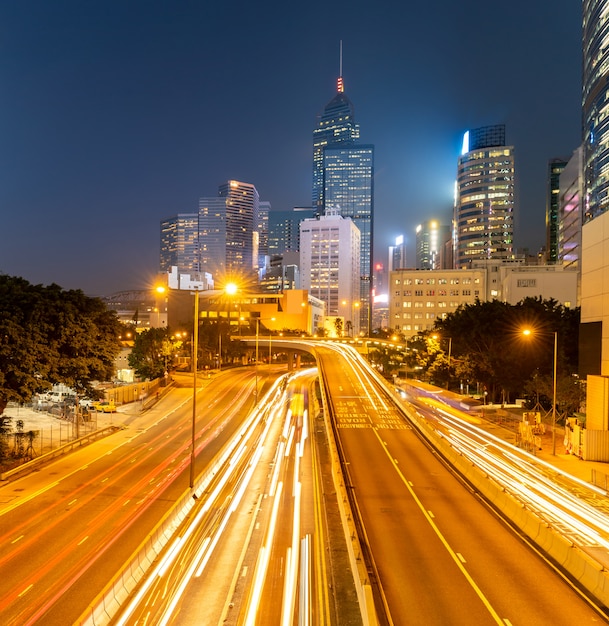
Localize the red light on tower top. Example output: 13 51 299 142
337 76 344 93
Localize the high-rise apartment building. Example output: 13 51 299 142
160 213 199 274
454 125 515 268
546 158 568 263
299 210 361 335
416 220 450 270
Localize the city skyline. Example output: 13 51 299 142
0 1 581 295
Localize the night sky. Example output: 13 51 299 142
0 1 582 296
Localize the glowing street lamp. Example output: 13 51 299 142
522 328 558 455
156 283 201 488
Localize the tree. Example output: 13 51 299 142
0 275 122 415
432 297 580 405
128 328 170 380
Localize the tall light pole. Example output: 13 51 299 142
523 328 558 455
551 331 558 455
190 287 199 487
255 318 259 404
156 283 200 489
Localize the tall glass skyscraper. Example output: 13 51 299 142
160 213 199 274
312 74 360 211
454 125 515 268
546 158 568 263
312 63 374 332
199 180 259 281
323 144 374 327
583 1 609 221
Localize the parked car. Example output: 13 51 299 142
79 398 95 408
92 400 116 413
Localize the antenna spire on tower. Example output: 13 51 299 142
337 40 344 93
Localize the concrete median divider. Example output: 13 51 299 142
399 400 609 611
317 361 379 626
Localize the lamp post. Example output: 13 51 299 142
190 287 200 487
255 318 259 404
523 328 558 455
156 284 200 488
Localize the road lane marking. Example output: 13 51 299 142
18 584 33 597
78 536 89 545
11 535 24 544
372 428 505 625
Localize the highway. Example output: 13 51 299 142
2 339 609 625
0 369 262 625
114 368 358 625
314 342 608 625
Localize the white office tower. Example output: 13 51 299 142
300 210 361 336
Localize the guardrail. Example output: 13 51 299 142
0 425 122 482
389 386 609 612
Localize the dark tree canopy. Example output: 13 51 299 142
128 327 169 380
405 297 580 407
0 275 122 414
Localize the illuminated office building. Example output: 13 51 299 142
268 208 316 255
416 220 450 270
323 144 374 330
312 69 359 211
581 2 609 390
160 213 199 274
198 180 259 281
311 51 374 332
546 158 568 263
300 210 361 335
454 125 515 268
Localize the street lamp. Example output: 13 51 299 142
523 328 558 455
156 284 200 488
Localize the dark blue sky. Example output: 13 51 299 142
0 1 582 296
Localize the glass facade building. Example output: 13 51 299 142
546 158 568 263
583 1 609 221
416 220 450 270
323 144 374 329
454 125 515 268
160 213 199 274
268 208 316 256
312 77 359 212
198 180 259 281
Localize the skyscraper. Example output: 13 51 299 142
416 220 450 270
268 208 316 256
160 213 199 274
323 144 374 328
454 125 515 268
312 62 359 212
581 1 609 384
312 52 374 332
198 180 259 281
583 1 609 221
546 158 568 263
